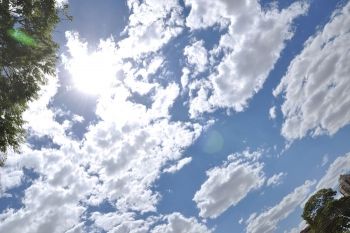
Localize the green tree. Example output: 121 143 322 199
0 0 68 165
302 188 350 233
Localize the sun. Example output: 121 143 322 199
67 50 116 95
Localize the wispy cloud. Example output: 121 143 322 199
246 180 315 233
164 157 192 174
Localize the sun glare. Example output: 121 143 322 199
68 52 115 95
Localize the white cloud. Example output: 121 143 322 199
22 74 72 146
65 223 84 233
63 31 161 98
246 180 315 233
92 211 157 233
0 157 23 194
118 0 184 58
0 145 97 233
55 0 68 8
92 212 212 233
164 157 192 174
266 172 286 187
149 83 180 119
61 29 204 215
320 154 329 167
0 20 207 231
63 31 120 94
180 67 190 90
316 152 350 191
274 2 350 140
151 212 212 233
188 80 213 117
184 40 208 74
184 0 229 30
193 150 265 219
284 221 308 233
1 1 331 232
269 106 277 119
72 114 84 123
83 110 202 212
186 0 309 117
1 90 197 231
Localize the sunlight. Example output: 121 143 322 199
69 52 115 95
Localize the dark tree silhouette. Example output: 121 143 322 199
0 0 68 165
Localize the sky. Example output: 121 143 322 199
1 0 350 232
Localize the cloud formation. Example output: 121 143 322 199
0 28 204 232
184 40 209 74
1 1 348 232
193 150 265 219
118 0 184 58
185 0 309 117
151 213 212 233
274 2 350 140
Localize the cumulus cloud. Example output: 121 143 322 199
60 22 207 217
0 145 98 233
0 157 23 194
185 0 309 117
0 17 206 230
22 74 72 146
0 203 84 233
2 1 337 232
193 150 265 219
71 59 201 214
92 211 158 233
184 40 208 74
274 2 350 140
118 0 184 58
184 0 228 29
246 180 315 233
91 211 211 233
151 212 212 233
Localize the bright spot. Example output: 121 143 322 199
8 29 36 47
63 32 118 95
68 52 116 95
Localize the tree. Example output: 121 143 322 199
302 188 350 233
0 0 68 165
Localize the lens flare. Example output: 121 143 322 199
203 130 224 154
8 29 37 47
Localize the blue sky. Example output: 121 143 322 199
1 0 350 232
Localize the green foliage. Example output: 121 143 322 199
0 0 68 163
302 188 350 233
